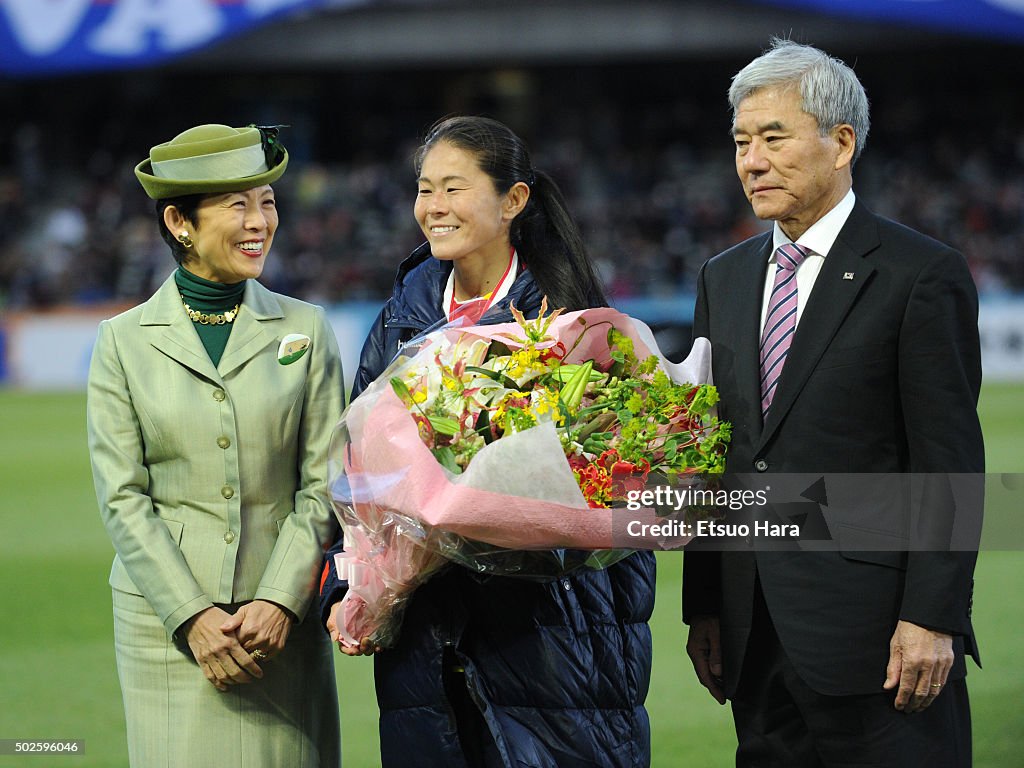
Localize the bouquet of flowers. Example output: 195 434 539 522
328 301 729 648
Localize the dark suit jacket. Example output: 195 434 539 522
682 200 984 696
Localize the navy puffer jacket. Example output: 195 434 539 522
322 244 655 768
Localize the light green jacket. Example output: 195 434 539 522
87 274 344 636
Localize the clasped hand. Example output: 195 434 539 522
183 600 293 691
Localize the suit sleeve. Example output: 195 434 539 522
255 306 345 621
897 248 984 637
87 320 213 636
682 262 723 622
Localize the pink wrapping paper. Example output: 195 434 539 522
328 307 713 646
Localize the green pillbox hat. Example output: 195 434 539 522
135 124 289 200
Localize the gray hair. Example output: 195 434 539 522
729 38 870 165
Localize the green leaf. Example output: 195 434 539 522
557 399 574 425
681 446 701 465
427 416 460 436
475 408 494 444
487 341 512 358
432 446 462 474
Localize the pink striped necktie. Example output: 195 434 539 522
760 242 810 416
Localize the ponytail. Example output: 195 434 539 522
511 170 608 311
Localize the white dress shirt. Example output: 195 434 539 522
759 189 857 335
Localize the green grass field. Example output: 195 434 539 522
0 386 1021 767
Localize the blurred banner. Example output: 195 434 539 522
757 0 1024 41
0 303 381 392
2 296 1022 389
0 0 349 76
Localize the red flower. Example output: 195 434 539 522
566 453 590 472
594 449 651 499
539 341 567 363
573 462 612 507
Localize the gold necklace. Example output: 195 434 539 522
182 299 240 325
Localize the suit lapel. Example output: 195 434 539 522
142 274 223 383
217 280 283 379
757 203 879 451
731 237 773 438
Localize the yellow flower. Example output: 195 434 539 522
528 387 565 425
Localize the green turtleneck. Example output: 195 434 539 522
175 267 246 367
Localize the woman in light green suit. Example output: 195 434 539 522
87 124 343 767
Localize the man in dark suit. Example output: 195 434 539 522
683 39 983 767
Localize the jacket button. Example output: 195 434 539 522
212 389 226 402
221 485 234 499
755 459 769 472
562 579 572 591
223 531 235 544
217 436 231 449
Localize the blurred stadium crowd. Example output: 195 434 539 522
2 57 1022 310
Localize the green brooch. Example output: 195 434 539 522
278 333 311 365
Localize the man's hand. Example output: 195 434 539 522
883 619 954 713
686 615 726 704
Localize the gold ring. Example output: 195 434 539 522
251 649 268 661
930 683 942 689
